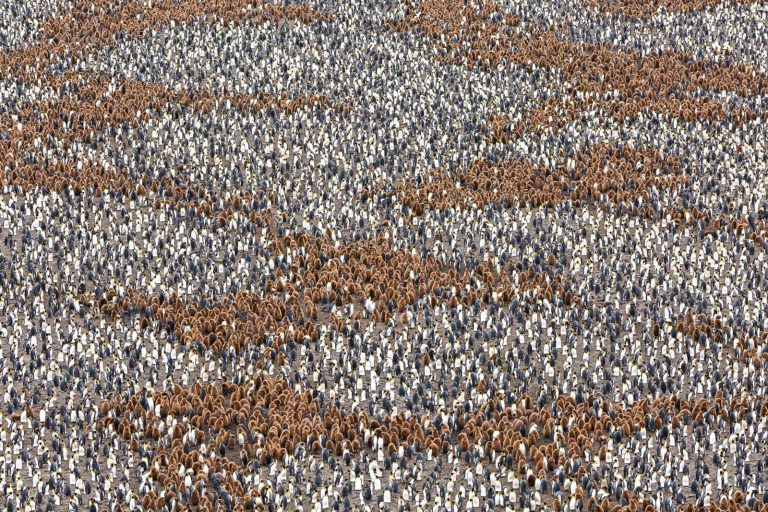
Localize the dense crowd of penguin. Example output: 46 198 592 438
1 0 768 510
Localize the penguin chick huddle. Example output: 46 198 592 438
1 0 768 511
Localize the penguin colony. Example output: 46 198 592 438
1 0 768 510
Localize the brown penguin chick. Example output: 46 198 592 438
190 488 201 506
